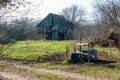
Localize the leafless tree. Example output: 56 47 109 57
61 5 86 25
73 24 99 41
0 0 29 18
0 0 29 54
94 0 120 31
10 17 36 40
0 0 27 8
0 0 30 40
0 20 10 43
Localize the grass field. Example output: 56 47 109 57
1 40 120 62
1 40 75 62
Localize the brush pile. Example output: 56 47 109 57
92 32 120 49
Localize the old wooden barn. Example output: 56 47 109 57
36 13 75 40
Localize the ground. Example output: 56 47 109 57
97 53 120 64
0 60 107 80
0 40 120 80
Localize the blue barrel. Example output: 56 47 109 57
70 49 98 62
70 52 80 62
81 49 98 61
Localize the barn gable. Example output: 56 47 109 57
36 13 75 40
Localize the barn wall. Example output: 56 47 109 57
37 13 74 40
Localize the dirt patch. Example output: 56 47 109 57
44 52 120 67
0 75 10 80
98 53 120 63
46 52 120 61
42 53 66 64
0 71 30 80
93 52 120 67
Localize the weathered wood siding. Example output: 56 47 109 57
37 13 75 40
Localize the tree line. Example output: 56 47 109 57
0 0 120 44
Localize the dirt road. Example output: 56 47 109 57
0 60 107 80
0 71 29 80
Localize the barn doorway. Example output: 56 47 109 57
58 33 65 40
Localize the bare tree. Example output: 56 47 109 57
94 0 120 31
10 17 36 40
0 0 30 39
61 5 86 25
0 0 29 54
0 0 26 8
0 20 10 43
0 0 29 18
73 24 99 41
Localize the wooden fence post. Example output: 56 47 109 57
65 45 69 60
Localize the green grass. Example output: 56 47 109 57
1 40 119 62
76 64 120 80
96 47 120 58
33 62 71 70
1 40 75 62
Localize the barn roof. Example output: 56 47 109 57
37 13 74 28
